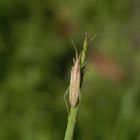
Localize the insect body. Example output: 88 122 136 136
69 54 81 107
64 33 97 110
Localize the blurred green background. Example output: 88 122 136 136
0 0 140 140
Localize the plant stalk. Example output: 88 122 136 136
64 107 78 140
64 33 88 140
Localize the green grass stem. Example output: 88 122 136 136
64 33 88 140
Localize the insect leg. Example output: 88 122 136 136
63 87 70 115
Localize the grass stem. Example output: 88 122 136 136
64 33 88 140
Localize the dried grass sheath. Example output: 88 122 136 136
69 55 81 107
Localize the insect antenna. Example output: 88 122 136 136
67 33 78 59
